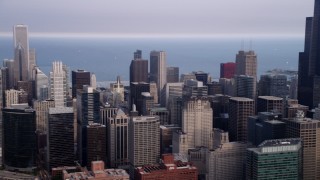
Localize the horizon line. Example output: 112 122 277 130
0 32 304 39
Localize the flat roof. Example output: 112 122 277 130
258 96 283 100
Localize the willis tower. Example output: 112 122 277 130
298 0 320 109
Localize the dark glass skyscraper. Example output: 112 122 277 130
72 69 91 98
130 50 148 84
298 0 320 108
3 105 36 172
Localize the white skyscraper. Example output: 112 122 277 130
34 67 49 100
150 51 167 103
91 73 97 90
13 25 29 85
50 61 67 107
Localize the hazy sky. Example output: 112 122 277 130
0 0 314 37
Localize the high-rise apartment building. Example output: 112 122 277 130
166 67 179 83
129 116 160 167
246 138 302 180
298 0 320 108
229 97 255 142
72 69 91 98
3 104 36 172
282 116 320 179
150 51 167 103
130 50 148 84
48 107 75 170
220 62 236 79
107 109 129 168
86 123 106 170
49 61 68 107
13 25 29 85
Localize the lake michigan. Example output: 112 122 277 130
0 35 303 83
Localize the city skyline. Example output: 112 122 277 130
0 0 314 37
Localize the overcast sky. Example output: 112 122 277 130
0 0 314 37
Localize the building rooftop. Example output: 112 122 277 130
150 107 168 112
258 96 283 101
230 97 254 102
249 138 302 154
49 107 73 114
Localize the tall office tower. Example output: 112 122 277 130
134 49 142 59
0 70 3 166
206 129 247 180
298 0 320 109
257 96 283 114
72 69 91 98
194 71 209 85
5 89 26 107
3 59 14 89
160 125 181 154
141 92 154 115
173 97 213 154
150 51 167 103
77 86 100 166
220 62 236 79
234 75 256 99
28 49 36 80
290 75 298 99
49 61 67 107
229 97 255 142
235 50 257 78
284 99 309 118
183 79 208 98
13 25 29 86
34 67 48 100
17 80 34 105
86 123 106 170
180 73 196 83
248 112 286 146
110 76 124 107
149 82 158 104
48 107 74 170
246 139 302 180
107 109 129 168
130 50 148 83
219 78 235 96
207 82 222 95
129 116 160 167
161 82 183 108
315 104 320 120
129 82 150 114
34 99 55 132
282 116 320 179
3 104 36 172
167 67 179 83
150 107 170 125
100 103 117 125
259 74 289 98
90 73 96 90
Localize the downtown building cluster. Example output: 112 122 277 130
1 1 320 180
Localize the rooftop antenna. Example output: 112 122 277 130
241 39 244 50
249 39 253 51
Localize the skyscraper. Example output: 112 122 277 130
220 62 236 79
166 67 179 83
72 69 91 98
150 51 167 103
257 96 283 114
86 123 106 170
229 97 255 142
246 138 302 180
235 50 257 78
48 107 75 170
34 67 49 100
3 59 14 89
110 76 124 107
3 104 36 172
107 109 129 168
49 61 68 107
282 115 320 179
234 75 256 99
34 99 55 132
13 25 29 85
130 50 148 84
